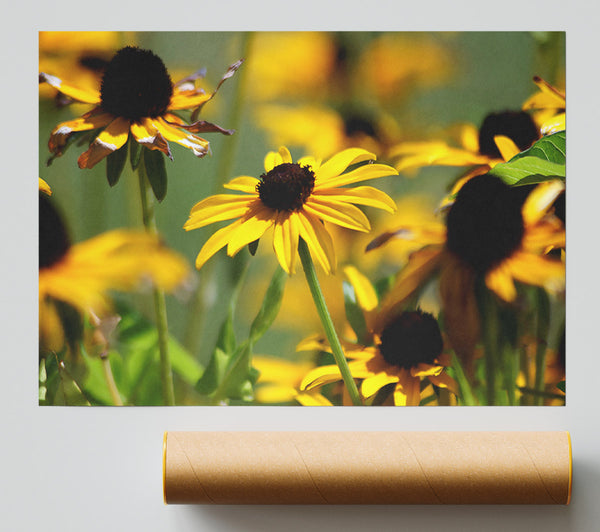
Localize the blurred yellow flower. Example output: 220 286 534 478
39 191 189 351
185 146 397 275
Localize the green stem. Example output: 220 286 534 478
100 352 123 406
137 158 175 406
183 32 253 356
298 239 362 406
533 288 551 406
478 283 498 406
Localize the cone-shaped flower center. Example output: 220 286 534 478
478 110 539 159
257 163 316 212
378 310 443 369
446 175 525 273
39 193 71 269
100 46 173 121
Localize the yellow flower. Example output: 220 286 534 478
299 268 457 406
252 355 332 405
40 46 240 168
255 103 401 160
39 189 189 351
390 110 541 176
522 76 566 135
370 174 565 369
184 146 398 274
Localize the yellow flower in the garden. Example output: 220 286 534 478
184 146 398 274
253 356 332 405
299 268 457 406
369 174 565 369
390 110 541 176
39 189 189 351
522 76 566 135
255 103 401 160
247 32 337 101
40 46 240 168
356 33 453 102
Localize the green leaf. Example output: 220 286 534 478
488 157 565 185
343 281 368 344
248 239 259 256
195 348 231 396
248 266 287 344
143 149 168 202
513 131 565 164
449 353 477 406
556 381 565 393
106 141 128 187
219 342 253 401
130 139 143 170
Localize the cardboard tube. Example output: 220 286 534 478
163 431 571 505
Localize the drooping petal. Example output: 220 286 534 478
485 261 517 302
315 163 398 189
48 109 114 155
77 117 130 169
130 118 171 158
272 212 300 274
522 218 565 252
153 117 209 158
184 195 255 230
314 186 396 213
223 176 261 194
411 363 444 378
343 265 378 312
194 219 244 270
39 72 101 104
304 197 371 232
522 180 565 227
505 251 565 295
299 364 344 391
361 371 399 399
494 135 521 161
315 148 376 181
377 246 444 329
396 369 421 406
428 372 459 395
296 210 337 274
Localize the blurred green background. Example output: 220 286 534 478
39 31 565 375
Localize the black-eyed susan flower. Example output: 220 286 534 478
369 174 565 367
390 110 540 176
39 188 189 352
184 146 398 274
522 76 566 135
40 46 240 168
299 268 457 406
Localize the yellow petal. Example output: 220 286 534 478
361 371 399 398
411 363 444 378
77 117 130 169
315 148 376 181
272 212 300 274
184 195 255 231
522 180 565 227
396 369 421 406
459 123 480 153
130 118 171 157
296 210 336 274
39 178 52 196
428 372 459 395
315 164 398 189
522 218 565 252
314 186 396 213
264 150 283 172
39 72 101 104
48 110 113 155
343 265 378 311
300 364 343 391
297 155 322 171
153 117 209 158
505 251 565 294
168 88 212 110
295 391 333 406
296 333 331 353
485 261 517 302
278 146 292 163
494 135 521 161
194 219 244 270
304 197 371 232
223 176 261 193
225 205 274 256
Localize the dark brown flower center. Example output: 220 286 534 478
478 110 540 159
256 163 315 211
39 193 71 269
100 46 173 121
377 310 443 369
446 174 525 273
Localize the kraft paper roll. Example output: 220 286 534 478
163 431 572 505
